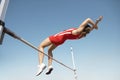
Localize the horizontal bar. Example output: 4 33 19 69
4 27 75 72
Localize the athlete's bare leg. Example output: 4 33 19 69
48 44 57 66
38 38 52 65
36 38 52 76
45 44 57 75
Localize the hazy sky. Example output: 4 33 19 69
0 0 120 80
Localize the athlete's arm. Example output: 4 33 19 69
72 16 103 35
72 18 95 35
90 16 103 31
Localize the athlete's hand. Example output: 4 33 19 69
96 16 103 22
94 16 103 30
94 25 98 30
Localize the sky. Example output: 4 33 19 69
0 0 120 80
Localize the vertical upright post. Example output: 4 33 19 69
0 0 9 44
71 46 76 69
70 46 78 80
0 0 9 20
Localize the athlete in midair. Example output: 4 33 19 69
36 16 103 76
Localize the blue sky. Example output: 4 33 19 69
0 0 120 80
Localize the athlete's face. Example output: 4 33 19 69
82 32 87 37
84 27 91 34
83 27 91 37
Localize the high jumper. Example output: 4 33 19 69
36 16 103 76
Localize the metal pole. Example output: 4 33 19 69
70 46 78 80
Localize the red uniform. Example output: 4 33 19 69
49 28 83 46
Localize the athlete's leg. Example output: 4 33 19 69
46 44 57 75
36 37 52 76
38 37 52 65
48 44 57 66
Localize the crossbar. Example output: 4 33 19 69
4 27 75 72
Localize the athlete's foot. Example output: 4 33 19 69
46 66 53 75
36 63 46 76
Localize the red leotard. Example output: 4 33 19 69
49 28 83 46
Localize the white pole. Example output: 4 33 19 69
0 0 9 21
71 46 76 70
70 46 78 80
0 0 9 44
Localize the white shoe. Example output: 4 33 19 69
46 65 53 75
36 63 46 76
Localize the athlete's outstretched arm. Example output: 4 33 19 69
72 18 95 35
72 16 103 35
90 16 103 31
